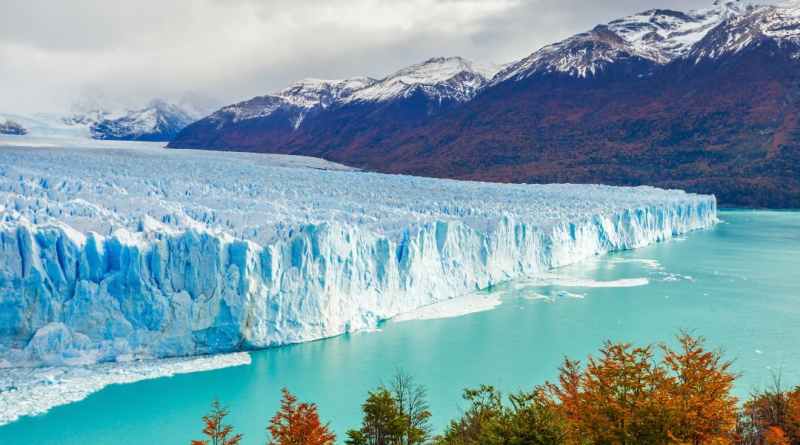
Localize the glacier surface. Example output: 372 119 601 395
0 143 716 367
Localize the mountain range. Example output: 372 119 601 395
170 0 800 208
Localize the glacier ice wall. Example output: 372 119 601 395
0 145 717 367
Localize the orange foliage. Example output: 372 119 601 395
662 333 738 445
763 427 790 445
787 390 800 443
548 333 737 445
740 384 800 445
550 342 673 445
268 388 336 445
191 400 242 445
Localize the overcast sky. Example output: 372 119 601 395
0 0 741 113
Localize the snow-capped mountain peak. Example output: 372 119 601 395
63 99 198 142
277 77 377 109
609 3 742 62
492 26 636 81
383 56 494 84
208 56 497 130
346 56 498 103
92 102 195 141
213 76 376 128
494 1 746 82
690 1 800 60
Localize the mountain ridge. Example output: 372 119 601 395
169 1 800 208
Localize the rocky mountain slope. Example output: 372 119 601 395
169 1 800 208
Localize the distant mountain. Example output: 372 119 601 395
66 99 200 141
170 1 800 208
1 99 205 142
0 119 27 135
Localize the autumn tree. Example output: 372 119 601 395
661 333 738 445
546 334 738 445
787 389 800 443
268 388 336 445
763 427 791 445
738 377 800 445
550 341 674 445
192 399 242 445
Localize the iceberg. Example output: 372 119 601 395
0 144 717 367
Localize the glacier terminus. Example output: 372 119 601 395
0 144 717 368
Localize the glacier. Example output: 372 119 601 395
0 143 717 368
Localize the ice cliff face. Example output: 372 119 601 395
0 145 717 367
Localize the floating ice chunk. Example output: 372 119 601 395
607 258 663 270
392 293 502 322
522 292 553 302
522 274 650 288
556 291 586 299
659 272 695 282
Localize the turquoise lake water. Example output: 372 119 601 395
1 210 798 445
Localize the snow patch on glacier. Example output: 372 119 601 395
0 143 717 367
